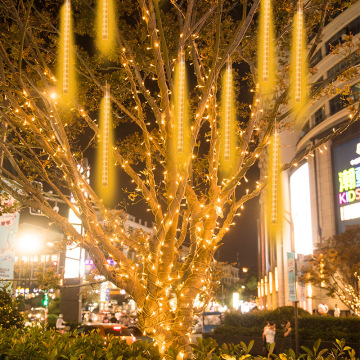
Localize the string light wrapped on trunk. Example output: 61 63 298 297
102 0 109 40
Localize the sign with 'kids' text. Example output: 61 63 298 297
333 137 360 233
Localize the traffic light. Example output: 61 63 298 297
42 291 48 307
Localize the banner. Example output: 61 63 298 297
0 199 20 286
287 252 297 302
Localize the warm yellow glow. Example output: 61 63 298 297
220 58 237 176
267 130 283 236
258 0 275 95
295 1 303 104
263 0 270 82
271 128 279 224
96 0 116 54
102 84 110 187
274 267 279 292
173 48 189 167
258 282 261 298
290 0 308 117
260 278 264 297
307 283 312 298
177 48 185 154
102 0 109 40
96 84 116 205
269 271 273 294
264 275 268 295
63 0 71 95
57 0 76 103
224 59 232 161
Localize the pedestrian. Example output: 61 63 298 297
109 313 118 323
263 322 276 355
56 314 66 333
103 314 109 323
281 321 292 353
334 304 340 318
262 321 270 355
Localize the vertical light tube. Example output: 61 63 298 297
263 0 271 82
102 0 109 40
224 59 232 161
177 48 185 154
102 84 110 187
295 0 303 103
63 0 71 95
271 127 279 224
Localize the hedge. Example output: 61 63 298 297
216 306 360 343
0 327 358 360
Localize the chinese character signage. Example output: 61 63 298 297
333 137 360 233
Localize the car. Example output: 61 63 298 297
127 325 153 342
76 323 136 345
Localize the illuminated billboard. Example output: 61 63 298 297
333 137 360 233
290 163 313 255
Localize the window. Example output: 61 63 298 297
310 49 322 68
329 94 347 115
300 121 310 138
313 106 326 125
325 16 360 55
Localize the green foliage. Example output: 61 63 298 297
47 314 58 329
216 307 360 343
0 328 357 360
0 284 24 329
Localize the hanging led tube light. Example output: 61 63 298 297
263 0 271 82
62 0 71 95
102 83 110 187
224 59 232 161
102 0 109 40
177 48 185 154
295 0 303 104
271 126 279 224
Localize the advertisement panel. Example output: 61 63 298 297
0 198 20 286
287 252 297 302
290 163 313 255
332 137 360 233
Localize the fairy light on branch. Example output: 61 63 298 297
102 83 110 187
177 47 185 154
295 0 303 103
263 0 271 82
62 0 71 94
224 57 232 161
102 0 109 40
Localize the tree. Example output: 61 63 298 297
0 0 359 354
303 225 360 316
0 284 24 328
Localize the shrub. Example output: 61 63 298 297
47 314 58 329
216 306 360 343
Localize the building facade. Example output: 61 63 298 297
258 3 360 314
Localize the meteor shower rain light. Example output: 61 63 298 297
102 0 109 40
263 0 271 82
224 59 232 161
177 48 185 154
295 0 303 103
63 0 71 95
102 84 110 187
